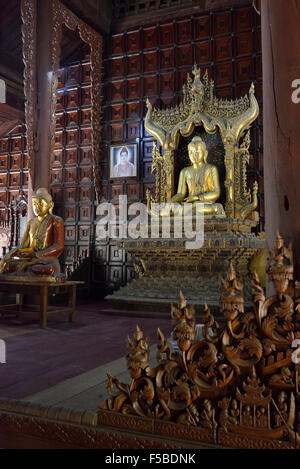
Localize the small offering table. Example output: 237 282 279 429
0 280 84 328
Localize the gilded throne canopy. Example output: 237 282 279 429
145 65 259 220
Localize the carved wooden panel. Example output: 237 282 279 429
111 34 124 55
236 7 253 32
127 31 140 52
111 58 124 77
66 89 79 109
127 78 141 99
0 157 8 170
236 58 253 82
177 20 191 44
0 124 28 221
127 102 140 119
160 73 174 95
111 104 124 121
236 32 252 57
143 51 157 73
111 184 123 200
215 38 232 61
80 147 92 164
66 65 80 86
215 63 233 85
143 27 157 49
195 16 211 39
215 12 231 36
111 124 123 141
127 183 140 200
0 139 9 153
66 111 78 127
160 49 174 69
177 45 192 66
195 42 211 64
65 149 77 165
143 76 157 96
111 81 124 102
127 122 140 140
159 23 173 45
10 173 21 186
127 54 141 75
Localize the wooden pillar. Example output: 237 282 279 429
261 0 300 280
22 0 55 220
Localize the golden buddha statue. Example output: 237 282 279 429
0 188 64 279
169 136 225 216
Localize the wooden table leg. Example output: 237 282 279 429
16 293 23 313
68 285 76 322
40 286 48 328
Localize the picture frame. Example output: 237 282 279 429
110 144 137 178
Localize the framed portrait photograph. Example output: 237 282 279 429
110 144 137 178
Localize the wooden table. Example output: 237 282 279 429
0 281 84 328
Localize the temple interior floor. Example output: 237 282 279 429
0 300 172 411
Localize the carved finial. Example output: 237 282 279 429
228 262 236 281
221 263 244 318
171 294 195 352
192 63 200 77
126 325 150 379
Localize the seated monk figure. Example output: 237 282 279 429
0 188 64 278
168 136 225 217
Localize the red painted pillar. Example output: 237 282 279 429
261 0 300 280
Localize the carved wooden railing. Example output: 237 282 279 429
100 233 300 449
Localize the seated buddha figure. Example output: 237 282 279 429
169 136 225 217
0 188 64 278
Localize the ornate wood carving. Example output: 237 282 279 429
100 233 300 449
0 401 182 449
51 0 103 202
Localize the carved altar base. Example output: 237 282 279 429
106 218 265 314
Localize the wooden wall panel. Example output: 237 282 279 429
50 56 94 276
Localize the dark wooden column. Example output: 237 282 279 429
35 0 54 191
261 0 300 280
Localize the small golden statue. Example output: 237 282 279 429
168 136 225 216
0 188 64 280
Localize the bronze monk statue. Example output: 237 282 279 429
169 136 225 216
0 188 64 279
